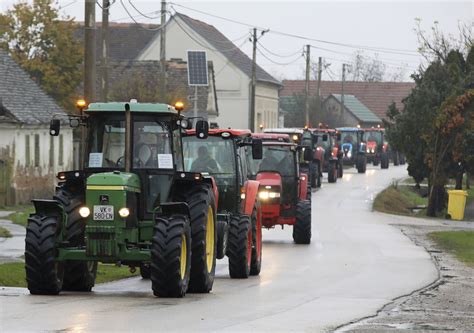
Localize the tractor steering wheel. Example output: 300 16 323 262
116 156 125 167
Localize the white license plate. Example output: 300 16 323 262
93 205 114 221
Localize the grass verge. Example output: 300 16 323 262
373 184 428 216
429 231 474 267
2 205 35 227
0 262 139 288
0 226 12 238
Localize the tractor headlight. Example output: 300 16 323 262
79 207 91 218
347 150 352 158
258 191 280 200
118 207 130 218
366 148 370 153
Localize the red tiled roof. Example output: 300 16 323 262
280 80 415 120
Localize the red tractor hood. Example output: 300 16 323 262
256 172 282 187
367 141 377 149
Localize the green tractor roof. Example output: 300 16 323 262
86 102 178 114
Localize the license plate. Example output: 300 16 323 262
93 205 114 221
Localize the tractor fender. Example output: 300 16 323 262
314 147 325 162
31 199 65 230
160 202 190 218
299 173 309 200
241 180 260 216
203 175 219 209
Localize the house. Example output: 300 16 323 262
137 13 281 131
0 49 74 205
280 80 415 126
323 94 381 128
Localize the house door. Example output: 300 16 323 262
0 160 6 206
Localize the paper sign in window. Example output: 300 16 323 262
89 153 103 168
158 154 173 169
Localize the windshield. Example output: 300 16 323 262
340 131 358 144
363 131 383 145
249 145 296 177
182 136 236 175
86 116 173 169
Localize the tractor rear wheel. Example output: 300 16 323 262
180 185 217 293
293 200 311 244
54 188 96 291
25 214 64 295
328 162 337 183
393 152 400 166
227 215 252 278
356 155 367 173
250 209 262 276
337 162 343 178
140 263 151 279
151 215 191 298
216 220 228 260
381 153 389 169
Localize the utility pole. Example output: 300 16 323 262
100 0 109 102
159 0 167 101
249 28 257 132
341 63 347 125
304 44 310 127
84 0 96 104
316 56 322 112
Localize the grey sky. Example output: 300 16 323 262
1 1 472 81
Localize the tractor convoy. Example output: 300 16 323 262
25 99 404 298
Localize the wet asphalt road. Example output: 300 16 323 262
0 165 438 332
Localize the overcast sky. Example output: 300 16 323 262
1 1 472 81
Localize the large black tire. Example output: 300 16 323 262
179 185 217 293
54 188 96 291
227 215 252 278
381 153 389 169
356 155 367 173
373 157 380 166
316 162 322 188
337 161 343 178
25 215 64 295
293 200 311 244
151 215 191 298
250 209 262 276
310 162 317 188
216 220 228 260
393 152 400 166
140 263 151 279
328 161 337 183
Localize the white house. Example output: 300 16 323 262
0 49 74 205
137 13 281 131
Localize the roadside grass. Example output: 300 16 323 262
0 262 139 288
373 184 427 216
429 231 474 267
0 226 12 238
2 205 35 227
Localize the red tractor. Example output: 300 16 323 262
304 128 343 186
248 133 312 244
183 129 264 277
362 127 389 169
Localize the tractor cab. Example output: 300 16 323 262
248 134 312 244
182 129 264 278
336 127 367 173
263 128 303 144
28 100 219 298
362 127 389 168
306 128 343 183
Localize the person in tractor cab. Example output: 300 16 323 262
191 146 219 173
259 149 279 171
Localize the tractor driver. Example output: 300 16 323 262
191 146 218 173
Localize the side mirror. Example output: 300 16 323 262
50 119 60 136
252 139 263 160
303 146 314 161
195 120 209 139
178 119 192 130
322 134 328 142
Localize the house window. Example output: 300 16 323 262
59 134 64 166
49 136 54 167
34 134 40 167
25 135 30 167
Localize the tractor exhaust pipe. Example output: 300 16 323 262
124 103 131 173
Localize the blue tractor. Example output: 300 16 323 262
336 127 367 173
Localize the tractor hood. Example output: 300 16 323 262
86 172 141 193
256 172 282 187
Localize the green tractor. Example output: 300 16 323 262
25 100 218 298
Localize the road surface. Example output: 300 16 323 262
0 165 438 332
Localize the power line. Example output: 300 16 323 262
119 0 163 31
257 40 303 58
127 0 161 19
256 47 303 66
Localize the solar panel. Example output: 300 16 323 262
187 50 209 86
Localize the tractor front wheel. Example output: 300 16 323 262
328 162 337 183
381 153 389 169
151 215 191 298
182 185 217 293
250 209 262 276
25 214 64 295
227 215 252 278
293 200 311 244
356 155 367 173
